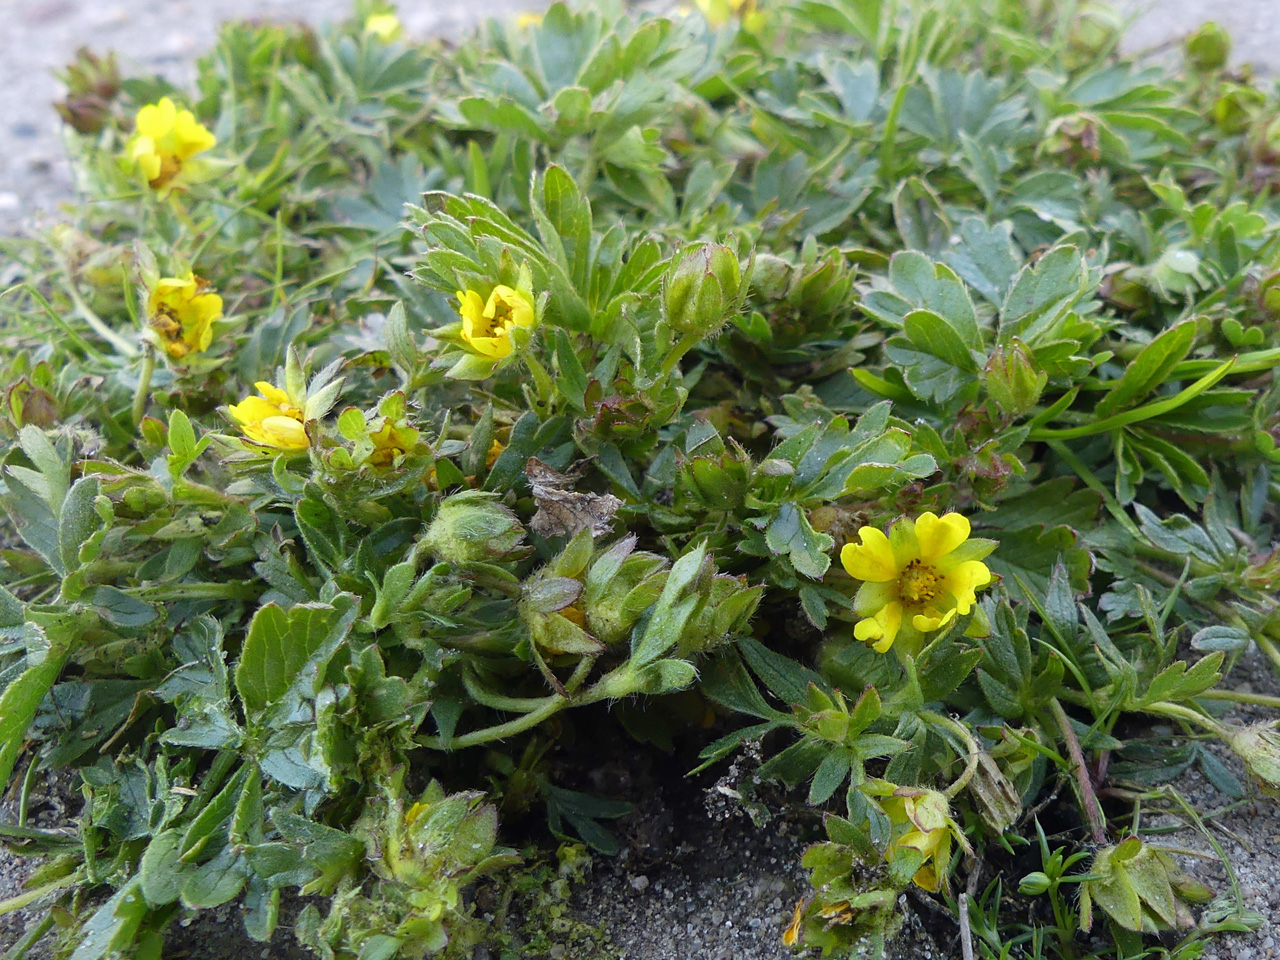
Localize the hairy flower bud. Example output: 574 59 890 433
1185 22 1230 72
1079 837 1209 933
1228 720 1280 797
663 244 743 337
985 340 1047 418
423 491 526 566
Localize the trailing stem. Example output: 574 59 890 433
1049 698 1106 844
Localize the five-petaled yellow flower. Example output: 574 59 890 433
456 285 535 359
128 97 216 191
840 512 994 653
880 787 969 893
147 273 221 360
228 383 309 451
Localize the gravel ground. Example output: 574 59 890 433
3 2 1280 960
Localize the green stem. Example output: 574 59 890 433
1256 636 1280 676
659 332 703 378
1028 358 1235 441
423 694 568 751
462 668 557 713
131 582 261 601
131 347 156 425
921 711 981 799
0 870 82 916
1 912 54 960
60 261 138 357
1143 700 1230 739
1197 689 1280 709
894 644 926 708
423 659 599 751
1049 698 1106 844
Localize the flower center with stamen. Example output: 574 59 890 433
899 559 941 604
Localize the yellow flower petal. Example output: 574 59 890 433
914 512 971 562
841 526 898 582
254 382 295 410
854 600 902 653
941 560 992 615
911 606 958 633
913 862 942 893
243 415 309 450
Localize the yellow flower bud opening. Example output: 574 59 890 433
228 382 309 451
127 97 216 191
456 285 536 359
147 273 222 359
840 512 994 654
364 13 402 41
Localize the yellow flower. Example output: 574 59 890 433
840 512 994 654
364 13 402 40
880 787 964 893
147 273 222 359
456 285 536 359
516 12 543 28
127 97 216 191
228 382 309 450
367 419 419 467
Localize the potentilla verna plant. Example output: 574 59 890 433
2 2 1280 960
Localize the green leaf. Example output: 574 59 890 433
58 477 102 574
809 748 853 805
0 641 68 789
999 245 1084 341
139 828 189 907
1135 652 1224 708
701 649 790 720
181 846 249 908
1095 322 1196 418
765 502 835 579
234 595 358 717
903 308 980 368
738 634 828 707
68 880 149 960
942 217 1023 304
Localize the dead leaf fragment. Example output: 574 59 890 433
526 457 623 539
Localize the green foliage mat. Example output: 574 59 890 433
1 1 1279 957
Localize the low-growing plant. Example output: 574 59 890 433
2 1 1280 958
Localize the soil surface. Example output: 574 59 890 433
3 2 1280 960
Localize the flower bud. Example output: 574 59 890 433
749 253 793 301
423 491 526 566
583 535 668 646
677 572 762 656
1228 720 1280 797
1185 22 1230 72
663 244 743 337
55 48 121 135
1018 872 1051 896
1079 838 1207 933
985 340 1047 418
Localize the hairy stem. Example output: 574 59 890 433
1049 698 1106 844
922 710 981 799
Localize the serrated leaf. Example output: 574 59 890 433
234 596 358 717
